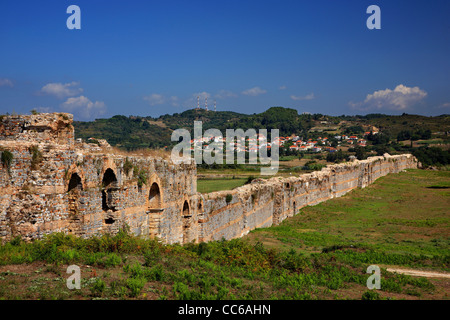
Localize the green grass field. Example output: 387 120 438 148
247 169 450 259
0 169 448 300
197 178 249 193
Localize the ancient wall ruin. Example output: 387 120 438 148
0 113 418 244
199 153 418 242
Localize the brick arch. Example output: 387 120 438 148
182 200 190 216
146 174 164 209
65 165 86 236
64 165 86 192
68 172 83 192
101 168 118 212
181 198 193 244
148 182 162 209
100 157 119 184
102 168 117 188
146 175 164 239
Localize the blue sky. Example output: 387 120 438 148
0 0 449 120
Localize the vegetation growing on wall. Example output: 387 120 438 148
29 145 43 170
123 157 133 176
133 165 148 188
1 148 14 174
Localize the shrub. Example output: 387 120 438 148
133 165 148 188
245 176 255 185
380 277 402 293
143 246 162 266
9 236 22 246
127 277 146 297
103 253 122 267
110 280 128 298
123 157 133 176
146 264 166 281
225 194 233 203
90 278 106 297
127 262 145 278
29 145 43 170
361 290 381 300
304 160 325 171
59 113 69 120
1 149 14 174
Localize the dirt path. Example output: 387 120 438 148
386 268 450 279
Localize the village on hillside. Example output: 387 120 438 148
189 130 377 154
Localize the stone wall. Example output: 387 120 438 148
0 113 198 243
0 113 74 145
0 113 418 244
0 141 197 243
198 154 418 242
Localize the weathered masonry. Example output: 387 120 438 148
0 113 418 243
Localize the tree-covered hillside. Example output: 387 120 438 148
74 115 173 150
74 107 449 151
74 107 312 150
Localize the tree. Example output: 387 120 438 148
344 125 364 135
355 146 366 160
374 145 389 156
397 130 411 142
413 147 450 168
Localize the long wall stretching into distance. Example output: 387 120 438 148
199 153 418 242
0 113 418 244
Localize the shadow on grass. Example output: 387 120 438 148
426 185 449 189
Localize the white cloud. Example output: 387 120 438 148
169 96 179 107
0 78 13 87
242 86 267 96
61 96 106 119
144 93 166 106
215 90 237 99
194 91 211 100
144 94 180 107
350 84 427 111
41 81 83 98
279 85 287 90
290 93 315 101
437 102 450 109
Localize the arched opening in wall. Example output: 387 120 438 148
102 168 117 188
293 201 297 216
148 182 163 239
197 201 205 225
102 168 118 212
104 217 115 225
182 200 192 244
67 173 83 235
148 183 161 209
183 201 190 216
68 173 83 192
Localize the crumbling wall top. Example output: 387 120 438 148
0 112 74 145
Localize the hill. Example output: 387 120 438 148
73 107 449 151
74 107 310 150
74 115 174 149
